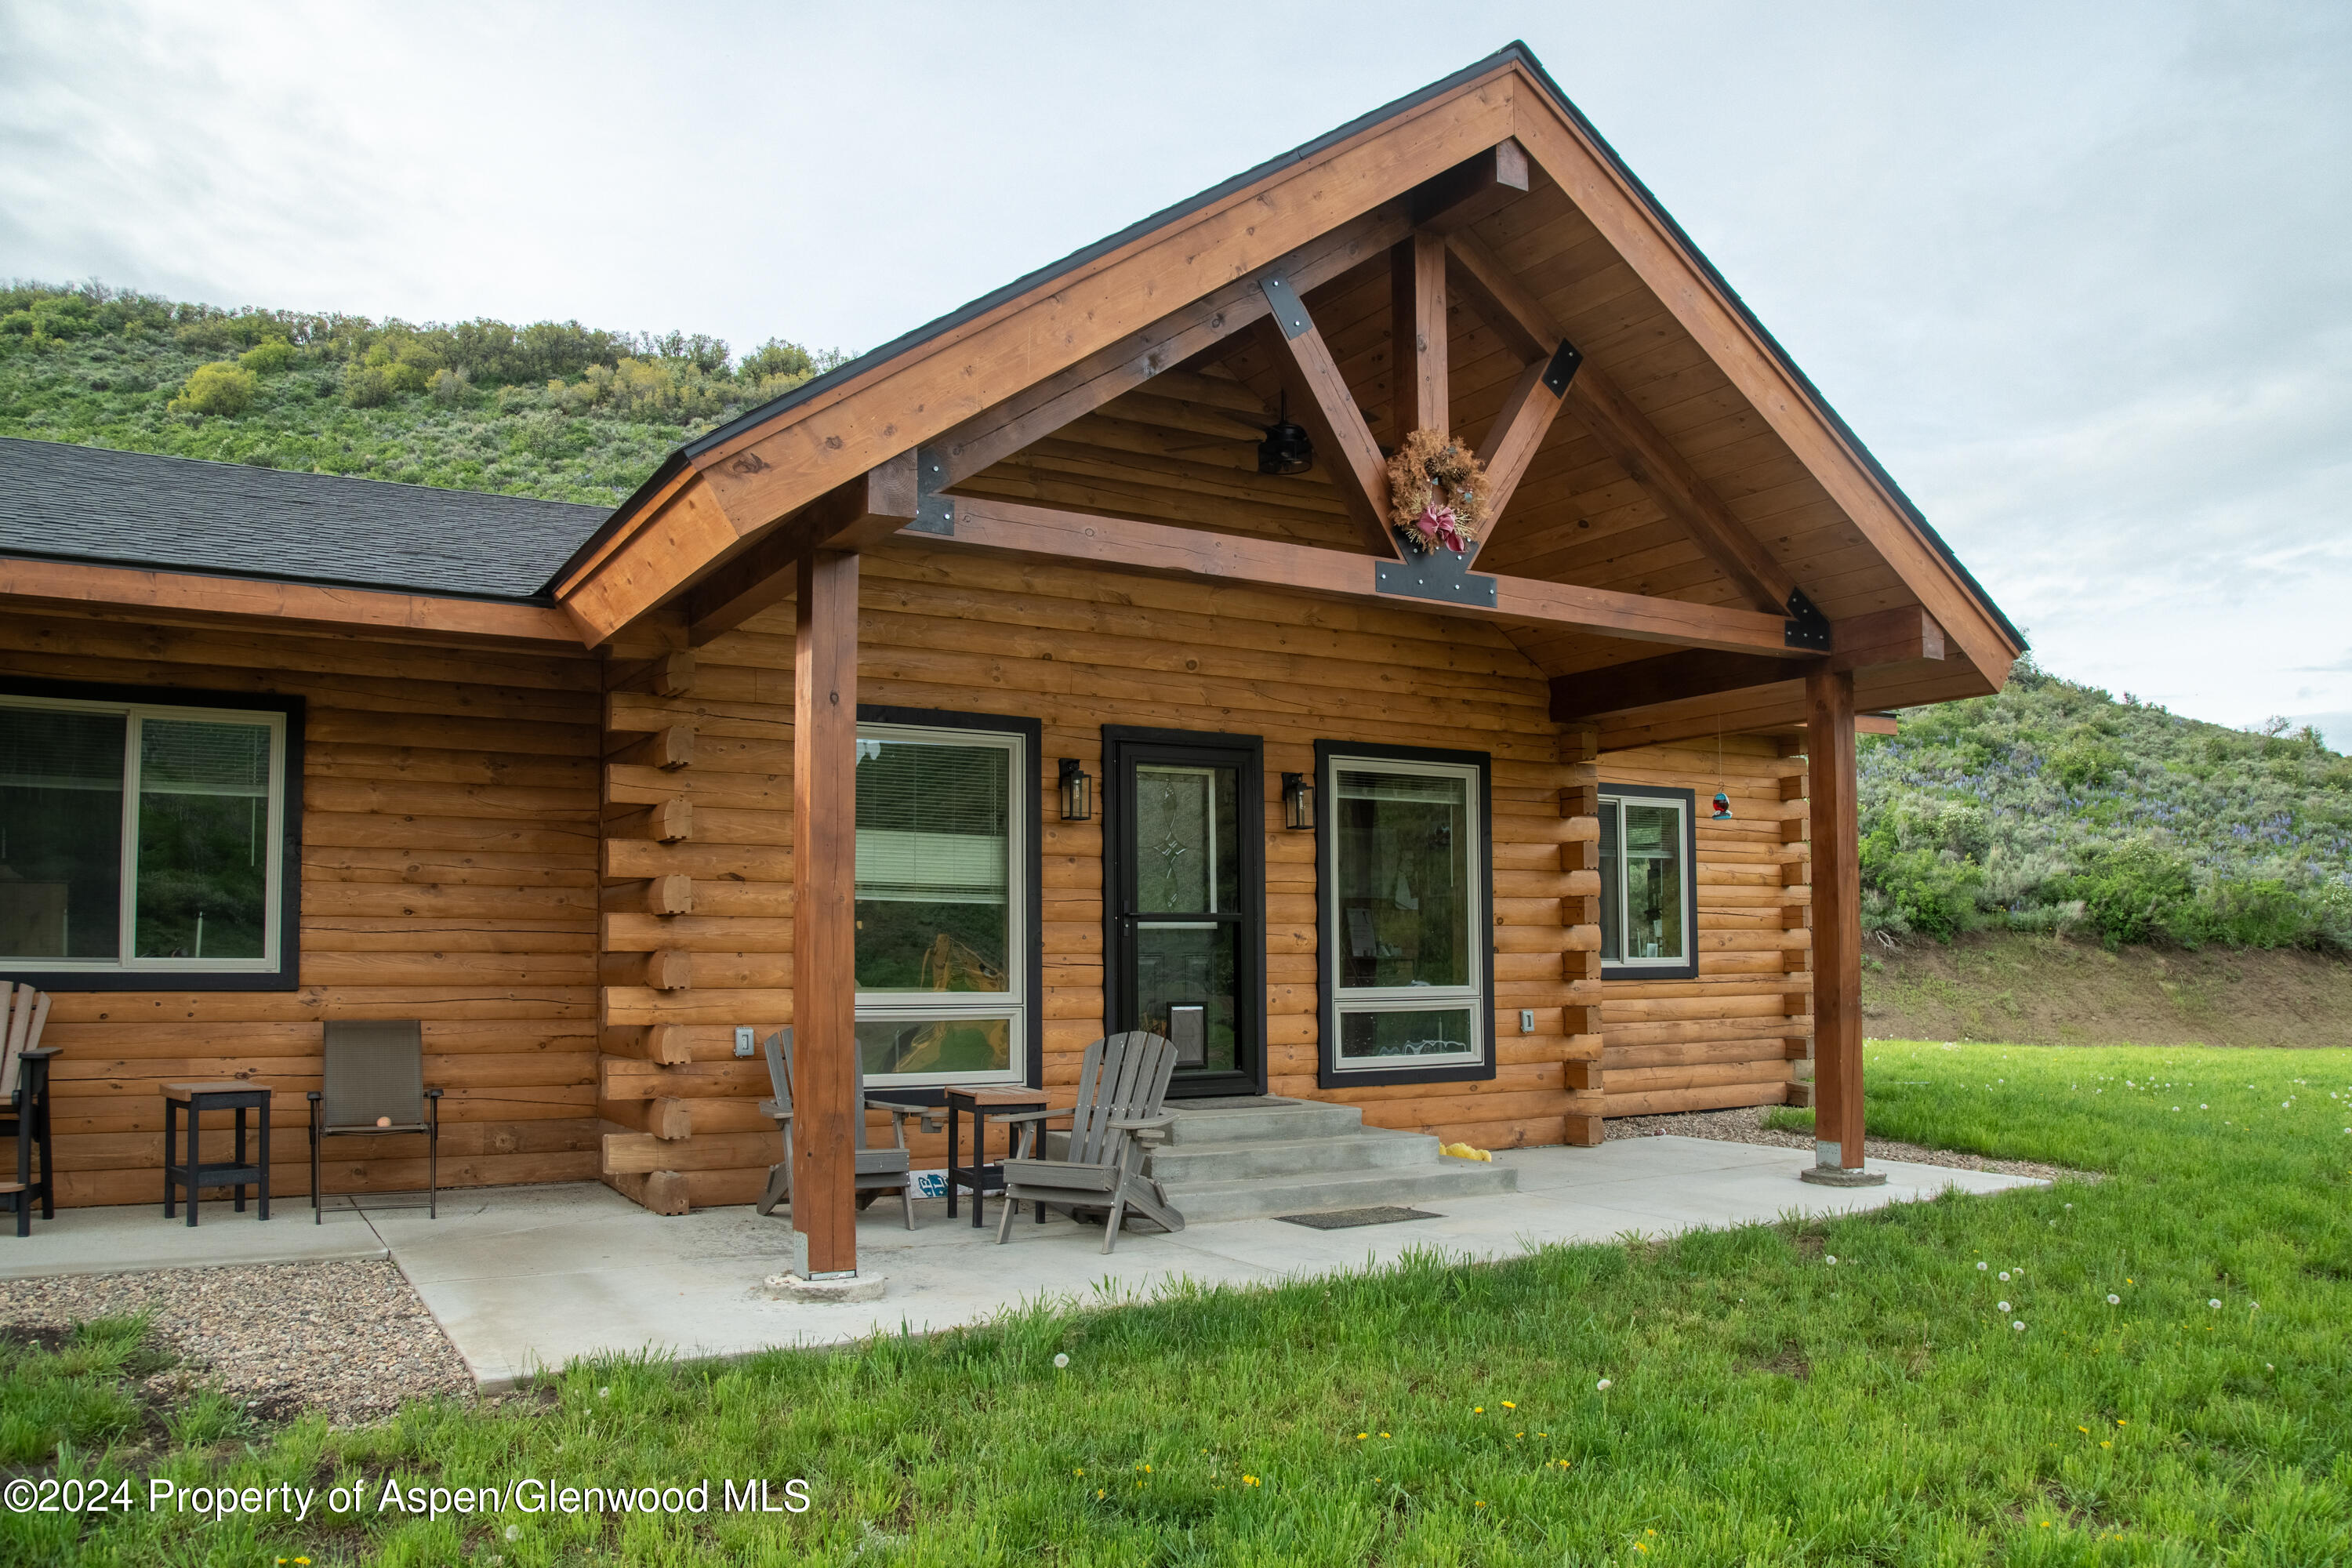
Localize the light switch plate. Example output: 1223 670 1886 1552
1520 1009 1535 1034
734 1025 756 1058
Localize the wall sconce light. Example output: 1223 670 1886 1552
1711 790 1733 821
1058 758 1093 822
1282 771 1315 831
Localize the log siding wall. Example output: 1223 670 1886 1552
1595 733 1813 1116
0 606 604 1207
589 541 1612 1207
2 580 1813 1212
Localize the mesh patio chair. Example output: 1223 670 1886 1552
2 983 59 1236
308 1019 442 1223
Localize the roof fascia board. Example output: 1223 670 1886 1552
1 554 584 652
1502 67 2021 683
557 68 1523 642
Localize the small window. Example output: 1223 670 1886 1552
1316 742 1494 1086
852 714 1036 1088
0 685 299 989
1599 784 1697 980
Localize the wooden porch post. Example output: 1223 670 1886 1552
791 547 862 1272
1800 666 1883 1185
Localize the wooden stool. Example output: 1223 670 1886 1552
162 1083 276 1227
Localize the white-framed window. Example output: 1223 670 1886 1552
1599 785 1697 977
1323 751 1487 1073
0 691 290 975
852 720 1027 1087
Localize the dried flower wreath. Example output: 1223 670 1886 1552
1385 428 1488 557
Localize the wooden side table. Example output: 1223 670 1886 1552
944 1087 1048 1229
162 1082 275 1227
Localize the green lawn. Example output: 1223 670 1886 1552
6 1041 2350 1565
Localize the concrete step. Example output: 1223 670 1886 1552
1145 1129 1442 1183
1159 1101 1364 1145
1155 1159 1517 1223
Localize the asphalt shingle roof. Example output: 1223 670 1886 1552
0 437 609 601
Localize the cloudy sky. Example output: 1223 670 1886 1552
5 1 2347 744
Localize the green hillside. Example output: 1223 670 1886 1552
0 280 842 505
1864 663 2352 950
8 283 2350 956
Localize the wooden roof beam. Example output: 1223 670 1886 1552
909 495 1809 656
1412 137 1532 235
1469 341 1582 562
1390 231 1450 442
1596 656 1991 751
683 453 917 644
0 554 583 651
1551 605 1946 722
931 204 1413 492
1445 229 1804 621
1254 289 1399 558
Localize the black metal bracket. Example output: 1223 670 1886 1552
908 446 954 536
1259 274 1313 339
1542 337 1583 395
1375 549 1497 608
1783 587 1831 651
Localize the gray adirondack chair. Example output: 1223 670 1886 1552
754 1027 928 1229
993 1032 1183 1253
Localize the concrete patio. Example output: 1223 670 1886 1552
0 1138 2048 1392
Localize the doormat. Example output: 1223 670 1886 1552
1275 1206 1442 1230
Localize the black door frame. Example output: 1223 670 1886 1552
1101 725 1268 1099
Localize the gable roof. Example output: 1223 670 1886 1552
0 437 608 601
556 41 2020 661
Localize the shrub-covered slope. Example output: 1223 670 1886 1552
1865 662 2352 949
0 280 842 505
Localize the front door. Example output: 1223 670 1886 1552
1102 727 1265 1098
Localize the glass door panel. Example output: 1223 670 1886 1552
1105 734 1264 1096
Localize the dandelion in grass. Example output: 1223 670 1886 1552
2108 1294 2121 1305
597 1387 610 1399
2014 1321 2027 1331
1502 1401 1515 1409
1998 1301 2010 1312
503 1527 519 1543
1243 1475 1260 1487
1597 1378 1612 1391
1999 1271 2010 1281
1473 1406 1483 1414
1977 1261 1988 1271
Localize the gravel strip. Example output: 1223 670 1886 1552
0 1259 474 1426
1606 1104 2096 1185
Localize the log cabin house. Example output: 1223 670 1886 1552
0 44 2019 1279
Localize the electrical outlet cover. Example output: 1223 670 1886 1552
733 1025 756 1058
1520 1009 1535 1034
